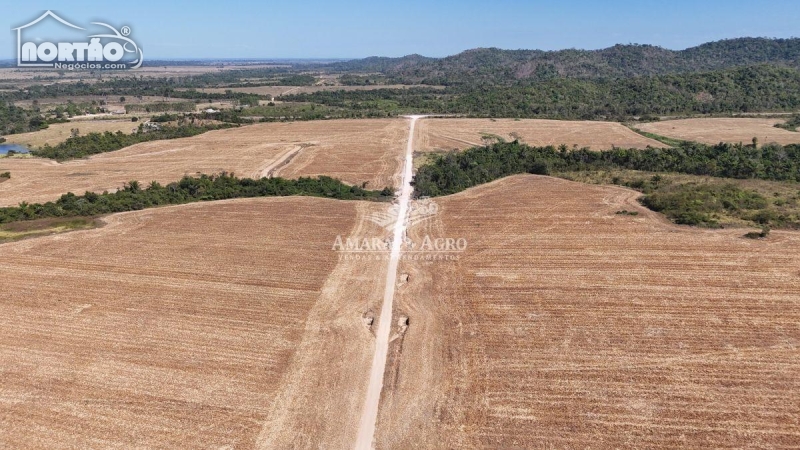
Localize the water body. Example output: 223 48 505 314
0 144 30 155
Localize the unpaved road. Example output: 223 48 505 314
354 115 423 449
259 144 305 178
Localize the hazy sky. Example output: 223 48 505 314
2 0 799 59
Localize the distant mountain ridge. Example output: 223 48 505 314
328 38 800 84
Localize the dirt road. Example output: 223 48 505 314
259 144 305 178
354 115 423 449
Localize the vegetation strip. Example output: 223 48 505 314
0 174 391 224
414 141 800 229
31 124 235 160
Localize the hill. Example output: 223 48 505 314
329 38 800 84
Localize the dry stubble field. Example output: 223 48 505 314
415 118 663 152
3 120 137 148
0 196 390 448
0 119 406 206
377 174 800 448
637 118 800 145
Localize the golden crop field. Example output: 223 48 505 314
0 196 389 448
0 119 406 207
378 174 800 448
637 118 800 145
414 118 664 151
3 120 137 148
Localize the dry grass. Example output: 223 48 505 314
637 118 800 145
3 120 137 148
0 119 405 206
274 120 406 189
415 118 664 152
378 175 800 448
0 196 389 448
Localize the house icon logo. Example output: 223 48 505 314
13 11 143 70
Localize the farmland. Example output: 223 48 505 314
0 196 389 448
636 118 800 145
414 118 663 152
377 174 800 448
2 113 800 449
0 119 405 206
3 120 137 148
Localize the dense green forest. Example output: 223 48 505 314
32 124 234 160
0 100 48 135
283 65 800 119
329 38 800 85
0 173 391 224
414 141 800 228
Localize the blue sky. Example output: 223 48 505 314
1 0 798 59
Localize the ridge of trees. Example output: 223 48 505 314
0 173 392 224
330 38 800 85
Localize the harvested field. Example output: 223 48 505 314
273 121 406 189
414 118 663 152
0 196 389 448
0 119 405 206
377 174 800 448
3 120 137 148
637 118 800 145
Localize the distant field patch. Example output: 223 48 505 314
637 118 800 145
3 120 137 148
415 118 663 152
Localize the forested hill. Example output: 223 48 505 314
329 38 800 84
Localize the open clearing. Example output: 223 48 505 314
378 174 800 448
3 120 137 148
0 196 389 448
637 118 800 145
0 119 405 206
414 118 663 152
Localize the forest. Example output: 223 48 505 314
329 38 800 85
283 65 800 119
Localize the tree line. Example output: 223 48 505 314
31 123 235 160
0 173 391 224
414 140 800 197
